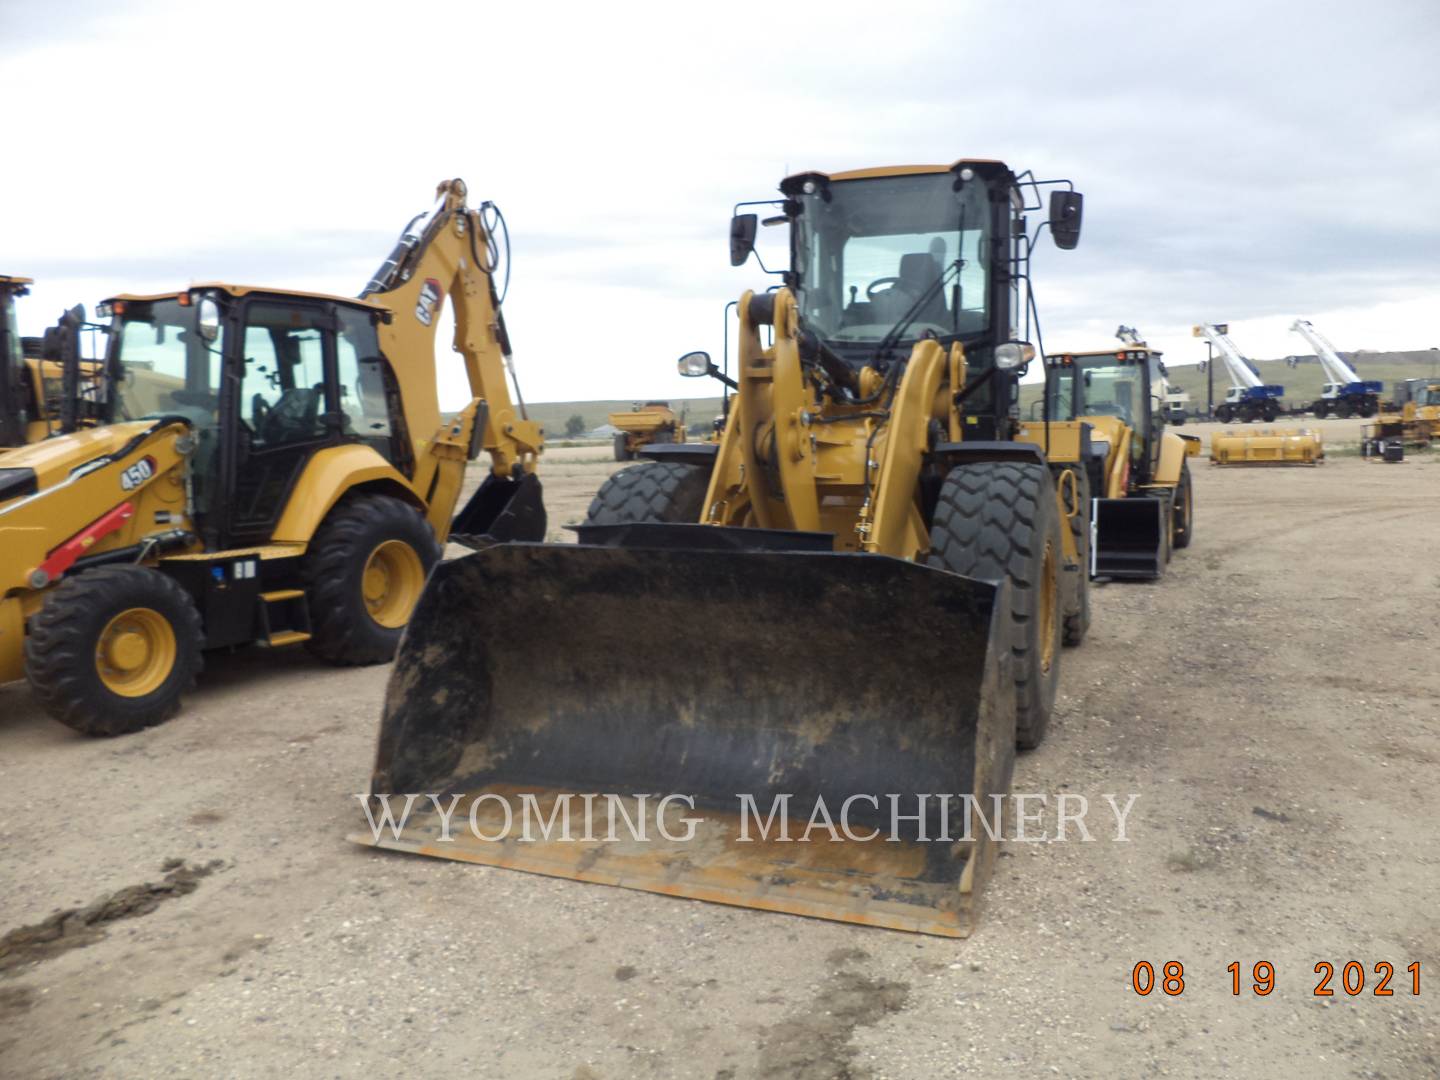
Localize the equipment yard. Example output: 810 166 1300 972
3 432 1435 1080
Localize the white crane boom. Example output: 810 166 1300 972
1192 323 1264 389
1290 319 1361 386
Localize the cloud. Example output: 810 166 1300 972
3 0 1437 404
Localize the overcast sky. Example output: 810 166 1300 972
4 0 1437 406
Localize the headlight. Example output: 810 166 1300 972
994 342 1036 371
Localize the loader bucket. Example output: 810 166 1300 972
353 541 1015 938
1209 428 1323 466
1093 496 1166 579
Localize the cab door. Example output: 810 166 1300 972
220 300 338 547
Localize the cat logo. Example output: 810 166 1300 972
120 456 157 491
415 278 442 326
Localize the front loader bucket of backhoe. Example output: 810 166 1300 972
353 542 1015 938
1093 496 1165 579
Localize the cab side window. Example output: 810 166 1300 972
334 308 394 455
239 305 329 448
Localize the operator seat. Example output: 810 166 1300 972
895 253 949 327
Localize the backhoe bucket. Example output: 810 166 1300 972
353 541 1015 938
1209 428 1323 466
1093 496 1166 579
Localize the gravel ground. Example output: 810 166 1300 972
1 437 1436 1079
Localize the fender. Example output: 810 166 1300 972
1152 431 1190 487
270 443 424 543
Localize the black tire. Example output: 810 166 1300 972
1215 404 1233 423
302 493 442 666
584 461 710 525
927 462 1064 750
612 432 632 462
1262 402 1278 423
1173 464 1194 549
25 565 203 736
1059 466 1090 648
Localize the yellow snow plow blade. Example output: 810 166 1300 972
353 541 1015 937
1210 427 1323 466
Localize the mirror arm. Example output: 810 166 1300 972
708 364 739 391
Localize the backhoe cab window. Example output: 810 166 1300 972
239 305 329 448
335 307 392 443
112 299 222 427
793 173 990 348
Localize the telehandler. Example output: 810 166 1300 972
1035 331 1200 579
359 159 1087 938
0 180 543 735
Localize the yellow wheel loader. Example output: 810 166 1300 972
358 159 1088 938
1032 340 1201 579
1 276 106 447
0 180 543 735
607 400 686 460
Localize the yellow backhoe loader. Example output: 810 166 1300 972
0 180 543 735
1032 335 1200 579
608 400 686 460
357 159 1088 938
1 276 105 447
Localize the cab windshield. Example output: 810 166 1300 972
110 299 222 429
1046 352 1155 449
791 173 990 353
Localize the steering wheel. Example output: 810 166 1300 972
865 277 902 300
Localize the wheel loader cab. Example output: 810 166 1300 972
780 167 1005 421
103 289 401 549
1045 348 1165 490
1044 346 1195 578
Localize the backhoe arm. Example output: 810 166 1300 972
362 179 543 482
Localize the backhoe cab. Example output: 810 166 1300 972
1039 341 1198 578
0 180 544 735
363 161 1087 939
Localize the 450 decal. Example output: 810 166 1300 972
119 456 157 491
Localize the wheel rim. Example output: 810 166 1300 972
1039 539 1058 674
95 607 176 698
361 539 425 628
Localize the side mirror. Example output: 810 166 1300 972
677 350 712 377
1049 191 1083 250
729 213 758 267
1157 360 1169 378
196 296 221 343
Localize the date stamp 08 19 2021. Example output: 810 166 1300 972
1130 961 1422 998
